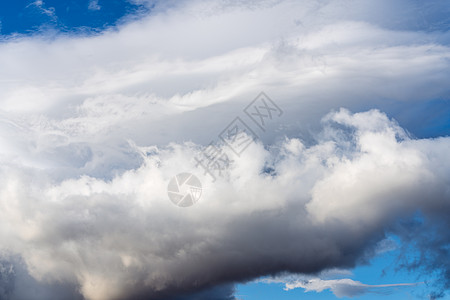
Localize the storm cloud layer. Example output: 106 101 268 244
0 0 450 299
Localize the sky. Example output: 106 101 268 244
0 1 450 300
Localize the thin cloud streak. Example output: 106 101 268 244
284 278 421 298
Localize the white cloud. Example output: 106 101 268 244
284 278 420 298
27 0 56 19
0 0 449 299
88 0 101 11
260 264 419 298
1 108 449 299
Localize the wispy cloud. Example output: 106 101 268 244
27 0 57 19
284 278 421 298
263 267 421 298
88 0 101 11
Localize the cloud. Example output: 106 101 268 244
27 0 57 19
0 0 449 299
1 108 450 300
0 254 84 300
88 0 101 11
284 278 420 298
263 267 421 298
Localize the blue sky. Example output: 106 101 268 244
0 1 450 300
0 0 149 35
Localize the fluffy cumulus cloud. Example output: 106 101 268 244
0 0 449 299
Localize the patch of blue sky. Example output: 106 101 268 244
389 99 450 139
236 280 335 300
236 233 450 300
0 0 150 36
